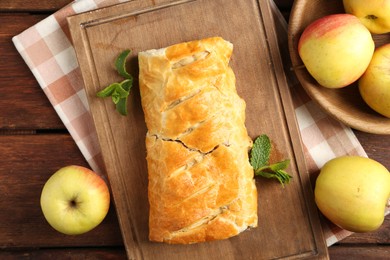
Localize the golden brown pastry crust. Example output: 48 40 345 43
138 37 257 244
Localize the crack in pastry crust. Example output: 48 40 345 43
151 133 221 156
139 37 258 244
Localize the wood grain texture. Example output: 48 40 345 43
0 0 295 13
0 0 389 258
3 245 390 260
339 216 390 244
0 0 71 12
288 0 390 134
329 246 390 260
0 14 64 129
1 245 390 260
354 131 390 169
0 248 127 259
0 134 123 247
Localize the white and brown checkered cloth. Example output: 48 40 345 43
12 0 388 247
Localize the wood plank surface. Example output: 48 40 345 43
0 130 386 253
1 245 390 260
0 14 63 129
0 134 123 247
0 0 294 12
0 248 127 259
328 246 390 259
0 0 71 12
339 217 390 244
0 0 389 259
353 132 390 169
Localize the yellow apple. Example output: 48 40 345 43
40 165 110 235
298 14 375 88
343 0 390 34
358 43 390 118
315 156 390 232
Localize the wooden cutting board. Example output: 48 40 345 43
67 0 328 259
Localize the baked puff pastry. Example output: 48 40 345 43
138 37 257 244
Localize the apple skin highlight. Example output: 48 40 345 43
298 14 354 47
343 0 390 34
358 43 390 118
40 165 110 235
298 14 375 88
315 156 390 233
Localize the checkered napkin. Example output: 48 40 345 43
12 0 387 247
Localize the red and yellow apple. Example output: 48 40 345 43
40 165 110 235
315 156 390 232
343 0 390 34
298 14 375 88
358 43 390 118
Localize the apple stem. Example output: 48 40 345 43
365 15 378 20
69 199 77 208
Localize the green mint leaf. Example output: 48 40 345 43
250 134 292 187
269 159 290 171
254 168 292 187
116 97 128 116
120 78 133 92
96 50 134 116
250 134 271 169
96 83 119 97
115 82 130 99
275 169 293 186
114 79 133 116
255 170 275 179
111 90 121 104
255 169 286 186
115 49 133 79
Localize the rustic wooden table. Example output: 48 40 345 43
0 0 388 259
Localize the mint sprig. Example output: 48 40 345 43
96 50 133 116
250 134 292 187
115 49 133 79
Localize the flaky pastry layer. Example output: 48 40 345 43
138 37 257 244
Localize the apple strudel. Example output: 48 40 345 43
138 37 257 244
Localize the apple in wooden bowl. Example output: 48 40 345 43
288 0 390 134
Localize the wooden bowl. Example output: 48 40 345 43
288 0 390 135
